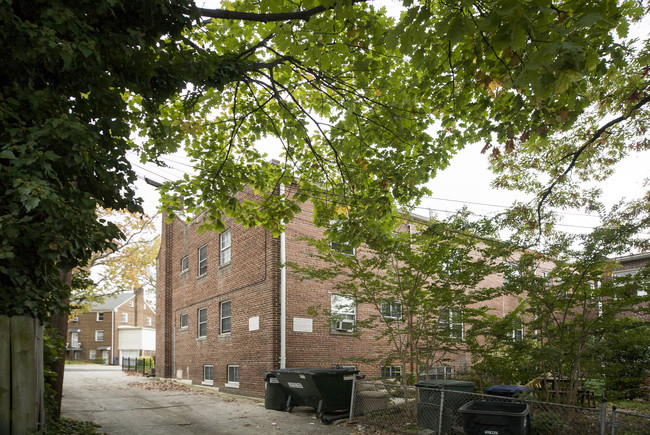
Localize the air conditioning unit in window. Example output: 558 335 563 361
335 320 354 332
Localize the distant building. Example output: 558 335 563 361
66 288 156 364
612 252 650 322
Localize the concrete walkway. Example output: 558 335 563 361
61 364 357 434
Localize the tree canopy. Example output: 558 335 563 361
2 0 648 318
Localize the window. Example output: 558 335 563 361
439 308 463 340
89 350 96 360
220 230 231 265
220 301 231 334
180 313 189 330
227 365 239 388
331 241 355 256
198 308 207 338
331 294 356 332
198 245 208 276
143 303 147 310
512 325 524 341
424 366 455 380
96 312 103 321
181 255 189 274
71 314 79 323
381 366 402 379
381 301 402 320
146 317 152 326
74 351 81 360
95 330 104 342
129 300 134 307
122 313 128 323
203 365 214 386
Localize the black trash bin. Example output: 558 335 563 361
271 368 358 414
485 385 533 398
415 379 475 433
459 400 530 435
265 372 287 410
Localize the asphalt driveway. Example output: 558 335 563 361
61 364 358 434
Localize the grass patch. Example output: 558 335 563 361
610 399 650 414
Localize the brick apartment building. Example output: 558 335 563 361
611 252 650 322
155 188 533 397
66 288 156 364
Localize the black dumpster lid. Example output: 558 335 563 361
271 367 359 376
484 385 533 394
415 379 475 389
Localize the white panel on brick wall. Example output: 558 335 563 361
293 317 313 333
249 316 259 331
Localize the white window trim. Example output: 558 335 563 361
220 301 231 334
220 230 231 266
198 307 207 338
129 300 134 307
96 312 103 322
180 313 189 330
198 245 208 276
331 294 356 332
202 365 214 386
381 365 402 379
95 330 104 342
121 313 128 323
146 317 152 326
381 301 402 320
180 255 189 274
226 365 239 388
89 350 97 360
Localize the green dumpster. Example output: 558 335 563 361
265 372 287 410
459 400 530 435
415 379 475 433
271 368 358 414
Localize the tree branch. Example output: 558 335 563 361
198 1 367 23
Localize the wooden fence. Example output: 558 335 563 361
0 315 45 434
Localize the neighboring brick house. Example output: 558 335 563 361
155 189 529 397
611 252 650 322
66 288 156 364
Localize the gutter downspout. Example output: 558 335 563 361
111 309 115 365
280 184 286 369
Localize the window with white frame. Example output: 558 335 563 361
220 230 231 265
227 365 239 388
74 351 81 360
198 308 207 338
512 323 524 341
181 255 189 274
95 330 104 341
129 300 134 307
146 317 152 326
198 245 208 276
71 314 79 323
381 366 402 379
220 301 231 333
143 303 147 310
180 313 189 330
425 366 455 380
331 241 355 256
89 350 96 360
439 308 463 340
381 301 402 320
96 312 103 321
331 294 356 332
121 313 128 323
203 365 214 386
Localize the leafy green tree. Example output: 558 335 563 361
72 209 160 308
469 200 650 403
290 212 505 384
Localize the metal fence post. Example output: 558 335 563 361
610 405 617 435
600 397 608 435
438 390 445 435
349 376 357 421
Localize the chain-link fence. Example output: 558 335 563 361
349 379 650 434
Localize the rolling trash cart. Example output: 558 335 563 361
458 400 531 435
269 367 359 417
